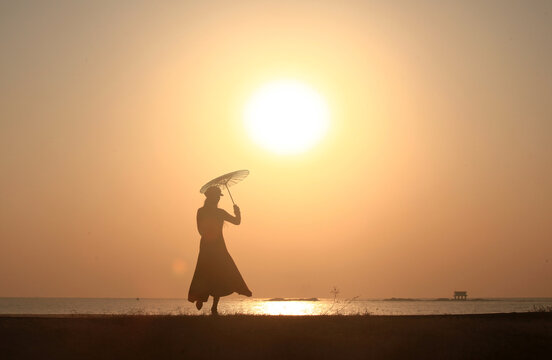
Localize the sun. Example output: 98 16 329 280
244 80 330 155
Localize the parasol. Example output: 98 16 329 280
200 169 249 205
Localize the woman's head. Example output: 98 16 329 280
204 186 223 206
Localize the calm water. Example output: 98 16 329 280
1 297 551 315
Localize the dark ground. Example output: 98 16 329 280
1 313 551 359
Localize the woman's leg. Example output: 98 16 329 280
211 296 220 314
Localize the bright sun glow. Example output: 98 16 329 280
245 80 330 155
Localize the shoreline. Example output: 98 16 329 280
2 297 550 316
0 311 549 317
1 313 550 359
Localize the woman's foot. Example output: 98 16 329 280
211 296 220 315
195 301 203 310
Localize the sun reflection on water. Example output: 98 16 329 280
250 301 319 315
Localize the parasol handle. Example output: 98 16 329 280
224 183 235 205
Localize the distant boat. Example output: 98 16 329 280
267 298 319 302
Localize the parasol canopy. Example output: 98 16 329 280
200 169 249 204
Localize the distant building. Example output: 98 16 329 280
453 291 467 300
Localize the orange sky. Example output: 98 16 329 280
1 0 551 298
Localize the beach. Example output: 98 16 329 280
1 313 550 359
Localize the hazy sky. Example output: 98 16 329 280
1 0 551 299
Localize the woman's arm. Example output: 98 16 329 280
222 205 241 225
196 209 204 236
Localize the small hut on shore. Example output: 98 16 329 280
453 291 467 300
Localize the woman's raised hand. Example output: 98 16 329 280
233 204 240 215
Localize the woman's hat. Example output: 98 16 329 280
204 186 223 198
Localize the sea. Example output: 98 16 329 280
1 297 551 316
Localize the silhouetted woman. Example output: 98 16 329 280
188 186 252 314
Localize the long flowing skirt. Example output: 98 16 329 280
188 237 252 303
